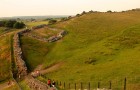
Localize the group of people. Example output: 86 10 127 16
47 79 56 87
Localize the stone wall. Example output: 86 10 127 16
13 29 31 79
31 24 47 30
25 75 49 90
23 29 67 43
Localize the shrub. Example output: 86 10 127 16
81 11 86 15
5 20 17 28
48 19 57 25
107 10 112 13
13 22 25 29
0 21 6 27
76 14 80 17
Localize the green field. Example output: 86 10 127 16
20 11 140 89
27 27 61 38
25 21 48 28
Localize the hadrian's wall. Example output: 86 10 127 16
25 75 49 90
23 29 67 43
13 29 31 79
13 25 66 89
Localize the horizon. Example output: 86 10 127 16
0 15 71 18
0 0 140 17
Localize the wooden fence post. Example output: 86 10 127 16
98 81 100 88
64 82 65 89
69 83 70 90
109 81 112 89
75 83 76 90
60 81 61 86
88 82 90 90
124 78 126 90
81 82 83 90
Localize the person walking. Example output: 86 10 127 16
52 80 56 87
47 79 51 87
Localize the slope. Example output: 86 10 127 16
21 11 140 89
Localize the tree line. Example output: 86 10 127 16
0 20 25 29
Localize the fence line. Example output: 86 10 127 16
54 77 140 90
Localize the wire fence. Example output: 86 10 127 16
55 77 140 90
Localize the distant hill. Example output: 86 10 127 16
0 15 70 20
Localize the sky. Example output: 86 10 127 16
0 0 140 17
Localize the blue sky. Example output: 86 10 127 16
0 0 140 17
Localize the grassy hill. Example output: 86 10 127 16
0 34 13 82
20 11 140 89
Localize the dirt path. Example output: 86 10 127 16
0 80 19 90
40 62 64 75
31 62 64 78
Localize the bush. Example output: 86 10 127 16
0 21 6 27
48 19 57 25
0 20 25 29
5 20 17 28
81 11 86 15
76 14 80 17
107 10 112 13
13 22 25 29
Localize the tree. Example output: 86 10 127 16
13 22 25 29
107 10 112 13
81 11 86 15
76 14 80 17
0 20 25 29
0 21 6 27
5 20 16 28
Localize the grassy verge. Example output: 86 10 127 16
19 80 30 90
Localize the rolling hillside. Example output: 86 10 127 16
20 11 140 89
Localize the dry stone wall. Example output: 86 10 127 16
25 75 49 90
23 29 67 43
13 25 65 89
31 24 47 30
13 29 31 79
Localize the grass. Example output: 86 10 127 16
20 36 55 71
19 80 30 90
4 83 20 90
20 11 140 89
0 34 13 82
25 21 48 28
0 27 6 34
28 27 61 39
